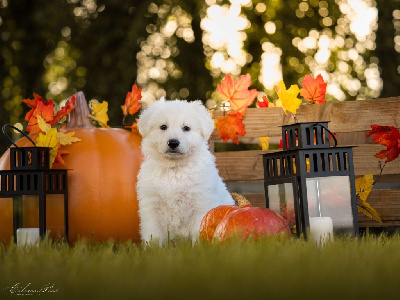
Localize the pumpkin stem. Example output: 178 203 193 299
65 91 96 129
231 193 252 208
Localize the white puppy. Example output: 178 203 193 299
137 98 234 244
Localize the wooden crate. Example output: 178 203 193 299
211 97 400 229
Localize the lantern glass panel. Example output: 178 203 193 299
268 182 296 233
306 176 354 235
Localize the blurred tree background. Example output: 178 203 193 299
0 0 399 154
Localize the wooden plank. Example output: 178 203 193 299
216 150 266 182
211 97 400 139
216 145 400 182
242 194 266 208
357 189 400 228
243 190 400 228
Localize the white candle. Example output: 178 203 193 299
16 228 40 247
309 217 333 246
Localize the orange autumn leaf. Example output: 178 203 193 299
54 143 69 166
22 93 44 121
26 99 55 133
217 73 258 115
366 125 400 163
122 84 142 116
52 95 76 125
125 120 139 135
216 112 246 144
300 74 327 104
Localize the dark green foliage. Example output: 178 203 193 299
0 0 399 155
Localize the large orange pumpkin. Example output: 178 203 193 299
0 92 143 243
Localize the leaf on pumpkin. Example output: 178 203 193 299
358 201 382 223
217 73 258 115
54 143 69 166
259 137 270 150
275 80 302 115
37 115 52 133
88 101 111 128
22 93 45 121
125 120 140 135
355 173 374 201
366 125 400 163
121 84 142 116
216 112 246 144
57 131 81 146
36 128 59 168
26 98 55 133
300 74 327 104
51 95 76 125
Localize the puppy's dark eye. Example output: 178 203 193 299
182 126 190 132
160 125 168 130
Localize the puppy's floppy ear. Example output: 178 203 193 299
191 100 215 140
137 98 163 137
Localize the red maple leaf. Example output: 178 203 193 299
26 99 55 133
216 112 246 144
51 95 76 125
217 74 258 115
257 95 269 108
22 93 45 121
366 125 400 162
300 74 327 104
122 84 142 116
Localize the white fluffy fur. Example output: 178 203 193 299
137 98 234 244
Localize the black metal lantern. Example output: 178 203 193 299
0 125 69 243
263 122 359 239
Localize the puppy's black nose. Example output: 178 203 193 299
167 139 180 149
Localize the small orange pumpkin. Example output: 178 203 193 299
0 92 143 243
213 207 291 242
199 193 251 242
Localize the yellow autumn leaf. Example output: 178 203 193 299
355 173 374 201
88 101 111 128
274 99 282 107
37 115 52 133
259 137 270 150
57 131 81 146
36 128 59 168
358 201 382 223
275 80 302 115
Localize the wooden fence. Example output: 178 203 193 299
211 97 400 229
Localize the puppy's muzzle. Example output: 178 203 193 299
167 139 180 150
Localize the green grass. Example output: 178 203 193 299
1 234 400 300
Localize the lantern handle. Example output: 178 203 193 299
313 123 337 147
2 124 36 150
